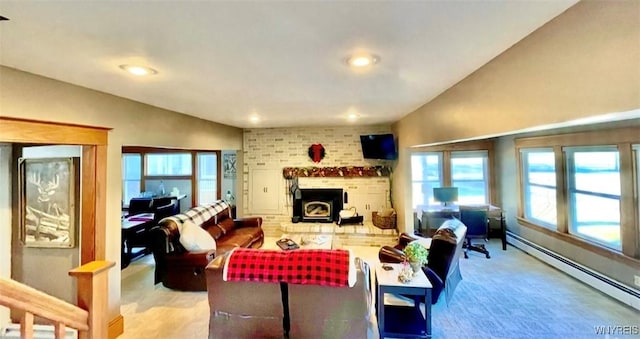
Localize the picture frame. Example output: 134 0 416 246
18 157 78 248
223 153 237 179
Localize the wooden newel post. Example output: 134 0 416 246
69 261 115 339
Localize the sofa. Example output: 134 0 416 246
379 218 467 304
205 249 376 339
149 200 264 291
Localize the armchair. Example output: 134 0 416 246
459 206 491 259
379 219 466 305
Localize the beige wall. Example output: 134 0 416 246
394 1 639 148
392 1 640 285
0 66 243 320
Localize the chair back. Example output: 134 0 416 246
153 199 178 223
128 197 153 216
459 206 488 239
152 196 173 209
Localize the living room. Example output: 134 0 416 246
1 1 639 338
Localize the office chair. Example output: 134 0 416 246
153 199 178 223
127 197 153 217
152 196 173 209
459 206 491 259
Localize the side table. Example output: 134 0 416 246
376 263 432 338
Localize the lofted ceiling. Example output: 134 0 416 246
0 1 578 128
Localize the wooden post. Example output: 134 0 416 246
20 312 34 338
69 261 115 339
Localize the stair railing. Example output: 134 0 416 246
0 260 114 339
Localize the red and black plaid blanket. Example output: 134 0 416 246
223 248 353 287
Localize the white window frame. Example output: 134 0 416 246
520 148 557 229
564 146 621 251
197 152 218 205
122 153 142 207
411 152 443 208
145 153 192 176
450 150 489 204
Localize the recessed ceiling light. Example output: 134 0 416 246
249 115 261 123
347 113 359 121
346 54 380 68
119 64 158 76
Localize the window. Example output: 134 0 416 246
197 153 218 205
451 151 488 204
565 147 621 250
411 152 443 208
516 126 640 260
521 149 556 228
122 147 223 208
410 141 494 209
146 153 192 176
122 154 141 206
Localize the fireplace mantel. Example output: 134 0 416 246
283 166 391 179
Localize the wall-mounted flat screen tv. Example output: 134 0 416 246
360 134 398 160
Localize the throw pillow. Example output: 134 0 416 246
179 220 217 251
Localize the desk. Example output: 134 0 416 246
376 263 432 338
121 213 154 269
416 205 506 250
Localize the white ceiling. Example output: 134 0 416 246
0 1 578 128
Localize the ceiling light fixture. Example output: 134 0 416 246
249 115 261 123
119 64 158 76
346 54 380 68
347 113 359 121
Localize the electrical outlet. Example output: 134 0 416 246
635 275 640 287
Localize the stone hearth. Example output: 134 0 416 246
279 221 397 247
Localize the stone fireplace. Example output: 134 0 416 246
293 188 343 223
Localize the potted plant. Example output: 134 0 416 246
403 242 429 273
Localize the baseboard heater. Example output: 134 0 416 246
507 232 640 311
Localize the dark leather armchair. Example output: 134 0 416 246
460 206 491 259
379 219 467 305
